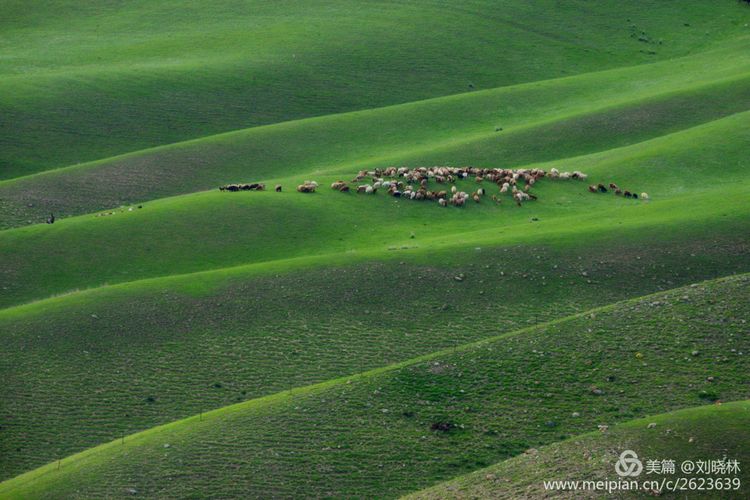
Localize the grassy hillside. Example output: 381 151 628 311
409 401 750 499
1 104 749 308
3 1 750 497
3 39 750 229
3 218 747 480
2 0 748 179
1 273 748 498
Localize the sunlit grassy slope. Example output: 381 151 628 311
408 401 750 499
2 1 750 496
1 105 749 308
1 216 747 480
2 0 749 179
1 274 748 498
2 38 750 229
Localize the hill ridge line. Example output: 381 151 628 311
2 46 749 188
402 400 750 499
4 103 749 236
2 271 746 492
1 185 746 316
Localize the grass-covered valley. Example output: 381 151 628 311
1 1 749 498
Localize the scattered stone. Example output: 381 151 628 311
647 423 657 429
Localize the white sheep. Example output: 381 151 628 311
641 192 649 201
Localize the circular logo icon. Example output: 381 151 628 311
615 450 643 477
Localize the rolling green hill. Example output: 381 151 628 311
2 1 750 497
2 0 749 180
1 274 748 498
0 104 748 308
2 38 750 229
1 219 747 480
408 401 750 499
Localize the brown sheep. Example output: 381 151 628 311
331 180 347 191
297 183 316 193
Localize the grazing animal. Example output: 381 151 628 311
615 188 623 196
46 213 55 224
477 187 485 196
331 181 349 192
641 192 649 200
275 184 282 192
597 184 608 193
588 185 598 193
624 191 632 198
609 183 619 190
472 193 480 203
431 422 456 432
438 198 447 207
297 182 317 193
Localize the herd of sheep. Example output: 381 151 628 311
219 165 648 207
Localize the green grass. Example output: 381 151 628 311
2 0 748 179
3 2 750 496
3 39 750 229
1 273 748 498
1 104 750 308
408 401 750 499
